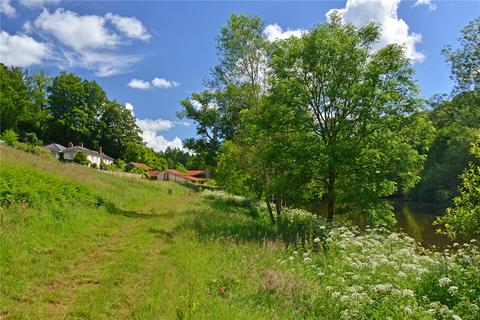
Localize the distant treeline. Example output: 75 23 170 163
0 64 197 170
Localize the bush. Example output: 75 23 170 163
1 129 18 147
90 163 98 169
73 152 90 166
22 132 43 146
202 190 254 207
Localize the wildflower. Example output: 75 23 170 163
288 256 294 261
313 237 321 243
293 251 298 255
397 271 407 278
303 252 309 258
438 277 451 287
320 225 326 230
404 307 413 315
402 289 415 297
448 286 459 295
303 257 312 264
317 272 325 277
452 315 462 320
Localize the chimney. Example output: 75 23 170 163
68 142 73 148
80 142 83 148
99 146 103 154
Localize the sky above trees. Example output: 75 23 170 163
1 0 478 151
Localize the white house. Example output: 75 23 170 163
63 143 114 165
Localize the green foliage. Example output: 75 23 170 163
1 129 18 146
176 163 189 174
90 163 98 169
441 17 480 93
23 132 43 146
124 142 168 170
73 151 90 166
0 162 99 208
435 132 480 239
268 17 427 222
411 91 480 202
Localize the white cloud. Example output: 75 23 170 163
128 77 180 90
0 31 50 67
105 13 151 41
128 78 151 89
140 131 184 152
136 118 185 152
34 8 119 51
125 102 134 111
190 99 218 111
0 0 16 17
152 77 179 89
327 0 425 62
414 0 436 11
137 118 174 132
175 121 190 127
19 0 60 8
30 8 150 76
264 23 306 41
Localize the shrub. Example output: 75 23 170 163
202 190 254 207
22 132 43 146
73 152 90 166
90 163 98 169
1 129 18 147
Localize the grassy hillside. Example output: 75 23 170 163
1 145 479 320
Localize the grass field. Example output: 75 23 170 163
1 145 478 320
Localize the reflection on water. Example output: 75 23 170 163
393 200 451 248
306 200 453 248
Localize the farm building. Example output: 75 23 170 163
187 170 210 179
44 143 66 158
149 169 206 185
63 143 114 165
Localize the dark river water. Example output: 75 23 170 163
392 200 451 248
306 200 452 248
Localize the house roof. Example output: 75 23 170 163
63 146 114 161
44 143 66 153
127 162 151 170
151 169 205 182
188 170 207 176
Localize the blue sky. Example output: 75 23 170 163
1 0 478 151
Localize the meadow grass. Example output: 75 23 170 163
1 145 478 319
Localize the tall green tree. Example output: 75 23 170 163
98 101 142 159
0 64 43 135
47 72 106 148
269 16 427 223
178 14 269 166
441 17 480 93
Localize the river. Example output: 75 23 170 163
306 200 453 248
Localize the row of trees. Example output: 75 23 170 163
180 14 479 232
0 65 193 170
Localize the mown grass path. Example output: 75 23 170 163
0 146 285 320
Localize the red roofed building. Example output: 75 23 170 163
149 169 207 185
187 170 210 179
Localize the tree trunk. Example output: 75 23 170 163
274 196 283 220
326 166 336 222
266 196 276 224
